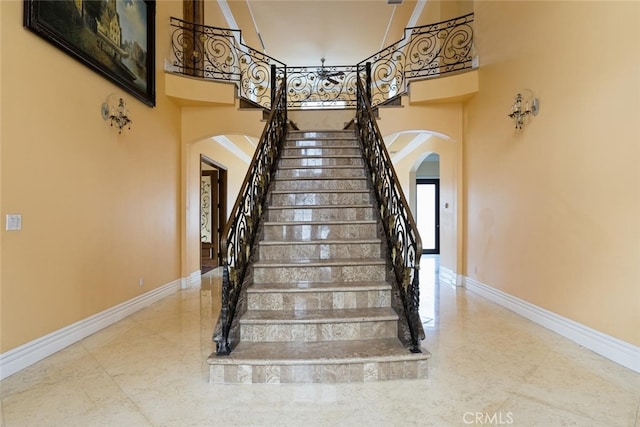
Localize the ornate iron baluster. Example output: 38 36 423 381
213 82 288 355
355 77 424 353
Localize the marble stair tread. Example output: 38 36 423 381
288 137 356 140
270 189 370 195
277 165 364 170
264 219 376 226
240 307 398 324
209 339 430 365
283 145 358 150
258 238 380 246
248 280 390 292
267 204 372 210
281 154 362 159
274 175 365 180
252 257 386 268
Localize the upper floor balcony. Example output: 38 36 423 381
164 13 478 110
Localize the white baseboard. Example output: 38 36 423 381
182 270 202 289
0 278 181 381
464 276 640 373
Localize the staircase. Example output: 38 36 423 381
208 130 430 383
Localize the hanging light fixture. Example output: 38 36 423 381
101 94 132 134
508 91 539 129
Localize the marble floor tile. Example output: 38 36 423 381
1 257 639 427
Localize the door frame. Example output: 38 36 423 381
200 155 227 271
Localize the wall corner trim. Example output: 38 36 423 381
0 278 182 381
463 277 640 373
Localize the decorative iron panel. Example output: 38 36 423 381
168 17 285 109
358 13 474 107
285 65 358 108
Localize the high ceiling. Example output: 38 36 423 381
213 0 431 67
204 0 472 162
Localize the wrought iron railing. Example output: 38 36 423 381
285 64 358 108
358 13 474 107
355 77 425 353
168 17 285 109
213 81 288 355
168 14 474 110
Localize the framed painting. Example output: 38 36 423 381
24 0 156 107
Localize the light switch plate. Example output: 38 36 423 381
6 214 22 231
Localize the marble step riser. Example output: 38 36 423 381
240 320 397 343
276 168 367 179
209 359 428 384
262 223 378 241
258 241 381 261
269 192 372 206
253 264 386 284
286 140 359 148
288 132 355 139
273 179 368 191
280 157 364 167
247 289 391 311
267 206 374 222
283 148 361 156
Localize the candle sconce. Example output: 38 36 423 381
101 94 132 134
508 91 539 129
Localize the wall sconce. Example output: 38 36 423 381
508 91 539 129
101 94 132 133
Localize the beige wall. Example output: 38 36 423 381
464 1 640 345
0 0 183 352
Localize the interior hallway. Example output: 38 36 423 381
1 256 638 426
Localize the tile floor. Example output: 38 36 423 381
1 256 638 426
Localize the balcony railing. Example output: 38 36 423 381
167 13 474 110
357 13 475 107
168 17 285 109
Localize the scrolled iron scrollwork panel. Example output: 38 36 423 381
169 17 284 109
285 65 358 108
359 13 474 107
169 18 241 80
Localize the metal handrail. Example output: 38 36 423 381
213 81 288 355
355 77 425 353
